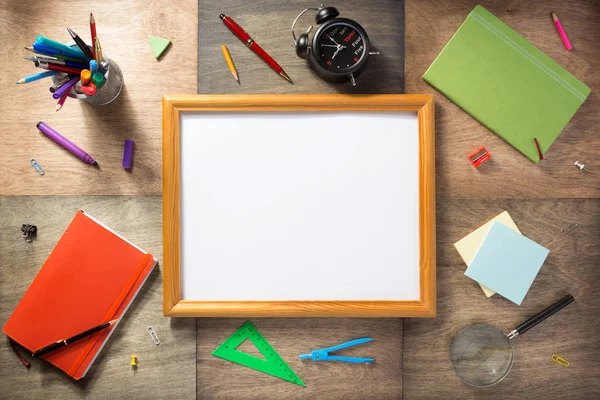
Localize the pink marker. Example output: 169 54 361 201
552 12 572 51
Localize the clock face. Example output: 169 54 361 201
315 22 366 72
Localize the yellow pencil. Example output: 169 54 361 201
221 45 239 84
95 37 103 63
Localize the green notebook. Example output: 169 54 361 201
423 5 591 162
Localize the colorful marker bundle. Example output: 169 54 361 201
16 13 107 111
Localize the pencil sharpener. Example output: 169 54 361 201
468 147 491 168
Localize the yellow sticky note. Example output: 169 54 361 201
454 211 520 297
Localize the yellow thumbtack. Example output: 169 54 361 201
131 355 137 367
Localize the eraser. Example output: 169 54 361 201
148 36 171 59
123 140 134 169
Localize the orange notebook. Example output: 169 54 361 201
3 210 157 380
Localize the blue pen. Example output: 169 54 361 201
16 70 58 84
89 60 97 75
32 42 87 60
299 338 375 363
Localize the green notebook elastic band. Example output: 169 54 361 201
423 5 591 162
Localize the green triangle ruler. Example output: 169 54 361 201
212 321 305 387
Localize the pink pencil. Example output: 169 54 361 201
56 90 69 111
551 12 572 51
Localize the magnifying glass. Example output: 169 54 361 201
450 294 574 387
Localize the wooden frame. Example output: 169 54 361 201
163 94 435 317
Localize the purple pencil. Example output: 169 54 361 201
52 76 79 100
36 122 98 166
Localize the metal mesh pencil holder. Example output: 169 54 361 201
70 57 123 106
52 43 124 106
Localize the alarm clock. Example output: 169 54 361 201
292 5 378 86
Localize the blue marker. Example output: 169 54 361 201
35 36 86 58
32 42 87 60
89 59 97 75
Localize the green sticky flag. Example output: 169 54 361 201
148 36 171 59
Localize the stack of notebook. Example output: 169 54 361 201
3 211 157 379
423 5 591 162
454 211 549 305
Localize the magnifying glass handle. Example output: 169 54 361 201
508 294 574 339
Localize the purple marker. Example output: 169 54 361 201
36 122 98 166
123 139 134 169
52 76 79 100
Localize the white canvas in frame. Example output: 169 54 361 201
179 112 420 301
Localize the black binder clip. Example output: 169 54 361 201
21 224 37 243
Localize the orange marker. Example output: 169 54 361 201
80 69 92 86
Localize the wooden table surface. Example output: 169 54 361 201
1 0 598 399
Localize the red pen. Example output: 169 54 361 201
35 61 83 75
220 14 292 83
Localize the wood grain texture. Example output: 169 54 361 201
198 0 405 94
2 0 598 199
0 0 198 196
418 98 436 315
0 196 196 400
170 301 426 318
1 0 599 398
162 96 181 315
165 93 431 111
403 198 600 399
406 0 600 199
162 94 435 317
197 318 402 399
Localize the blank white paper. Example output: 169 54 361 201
180 112 420 301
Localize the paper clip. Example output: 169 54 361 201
560 222 578 235
147 326 160 345
552 354 570 367
30 159 45 176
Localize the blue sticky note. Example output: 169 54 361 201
465 221 549 305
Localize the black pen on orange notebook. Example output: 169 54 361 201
220 14 292 83
32 319 117 358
